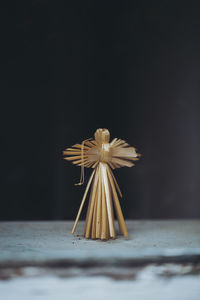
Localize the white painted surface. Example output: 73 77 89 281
1 221 200 299
0 265 200 300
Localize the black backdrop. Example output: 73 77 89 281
2 1 200 220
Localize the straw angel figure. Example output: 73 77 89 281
63 128 140 240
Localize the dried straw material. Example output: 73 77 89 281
63 128 140 240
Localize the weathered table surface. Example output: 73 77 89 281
0 221 200 300
0 220 200 266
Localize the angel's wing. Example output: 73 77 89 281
109 138 141 169
63 139 99 168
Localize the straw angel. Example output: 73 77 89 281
63 128 140 240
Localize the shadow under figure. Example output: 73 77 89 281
63 128 140 240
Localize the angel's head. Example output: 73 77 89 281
94 128 110 144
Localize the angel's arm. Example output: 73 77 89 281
110 138 141 169
63 139 98 168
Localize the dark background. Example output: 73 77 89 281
2 1 200 220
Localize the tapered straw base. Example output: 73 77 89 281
80 163 128 240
